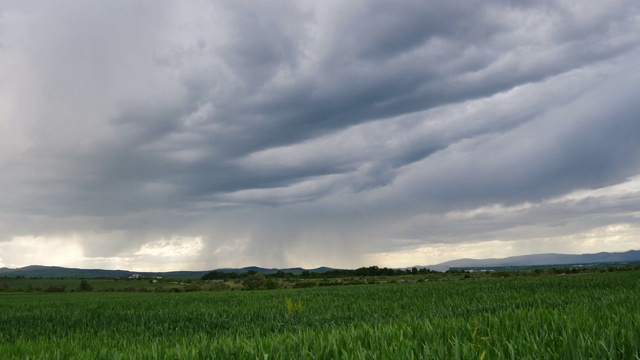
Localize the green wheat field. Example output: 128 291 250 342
1 271 639 359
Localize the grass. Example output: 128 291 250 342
0 278 183 292
0 271 639 359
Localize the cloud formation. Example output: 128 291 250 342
1 0 639 270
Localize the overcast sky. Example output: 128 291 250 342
1 1 639 271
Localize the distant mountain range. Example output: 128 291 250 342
0 265 334 279
1 250 638 278
425 250 640 271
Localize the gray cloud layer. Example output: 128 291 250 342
1 0 639 270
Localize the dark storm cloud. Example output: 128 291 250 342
76 0 640 213
229 0 639 155
396 64 640 212
1 0 640 269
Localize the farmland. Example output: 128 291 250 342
1 271 639 359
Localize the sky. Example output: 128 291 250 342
1 1 639 271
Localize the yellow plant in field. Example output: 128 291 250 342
285 298 303 314
469 321 490 359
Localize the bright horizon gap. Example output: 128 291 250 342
2 247 638 272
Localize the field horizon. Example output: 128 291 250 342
1 249 639 279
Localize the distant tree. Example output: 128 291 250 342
183 284 201 292
46 285 66 292
531 269 544 276
242 273 267 290
266 279 279 290
78 279 93 292
203 282 229 292
202 271 238 281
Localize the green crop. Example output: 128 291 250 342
284 297 303 315
1 271 639 359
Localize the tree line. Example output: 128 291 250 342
202 266 439 281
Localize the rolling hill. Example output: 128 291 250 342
429 250 640 271
1 250 638 278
